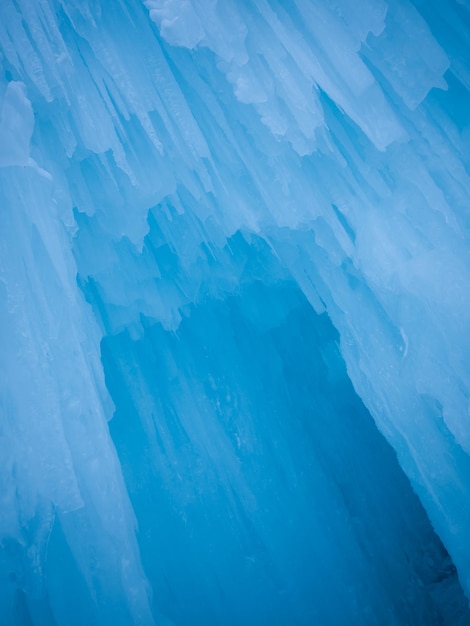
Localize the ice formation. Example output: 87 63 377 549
1 0 470 624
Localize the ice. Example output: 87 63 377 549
1 0 470 624
0 82 35 167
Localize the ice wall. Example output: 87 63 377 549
1 0 470 624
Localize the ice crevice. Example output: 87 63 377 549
1 0 470 624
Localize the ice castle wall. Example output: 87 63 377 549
1 0 470 623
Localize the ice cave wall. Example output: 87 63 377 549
0 0 470 624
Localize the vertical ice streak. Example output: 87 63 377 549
0 79 155 626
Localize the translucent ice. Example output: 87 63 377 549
1 0 470 624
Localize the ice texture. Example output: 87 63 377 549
0 0 470 624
